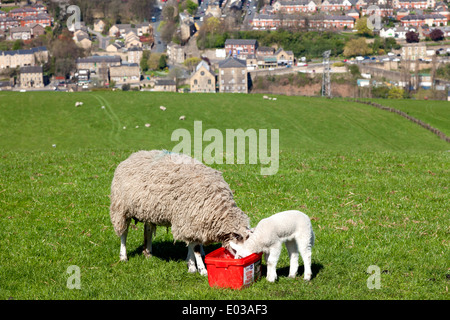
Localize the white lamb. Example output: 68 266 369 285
230 210 315 282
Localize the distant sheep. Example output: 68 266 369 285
145 123 151 128
230 210 314 282
75 102 84 107
110 150 250 275
160 106 166 111
179 115 186 120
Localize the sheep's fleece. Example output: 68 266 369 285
110 150 250 274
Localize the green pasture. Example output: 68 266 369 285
0 92 448 300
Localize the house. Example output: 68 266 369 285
167 42 186 64
153 78 177 92
320 0 352 11
275 48 294 65
218 56 248 93
400 14 447 27
225 39 258 58
10 26 32 40
19 65 44 88
8 8 39 20
76 55 121 74
93 19 105 33
106 42 125 53
109 62 140 85
257 46 275 57
30 23 45 37
19 13 52 28
401 43 427 60
0 46 48 69
0 80 12 90
0 17 20 30
190 60 216 93
272 0 317 13
346 8 360 20
73 30 92 49
127 46 143 64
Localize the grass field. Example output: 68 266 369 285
0 91 448 300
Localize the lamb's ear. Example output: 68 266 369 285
229 241 240 252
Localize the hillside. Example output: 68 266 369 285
0 92 448 300
0 92 448 152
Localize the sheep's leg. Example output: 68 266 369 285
285 240 299 279
186 243 208 276
119 219 131 261
186 243 197 273
143 222 155 258
193 243 208 276
266 243 282 282
299 240 313 281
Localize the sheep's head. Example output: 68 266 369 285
220 227 252 255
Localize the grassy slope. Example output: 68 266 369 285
368 98 450 137
0 92 448 300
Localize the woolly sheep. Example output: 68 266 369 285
230 210 315 282
110 150 250 275
160 106 166 111
179 115 185 120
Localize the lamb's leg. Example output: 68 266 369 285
285 240 299 279
119 219 131 261
266 243 282 282
143 222 155 258
299 240 313 281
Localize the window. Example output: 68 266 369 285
200 71 205 76
208 79 211 85
194 79 198 85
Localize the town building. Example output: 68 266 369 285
218 56 248 93
190 60 216 93
19 65 44 88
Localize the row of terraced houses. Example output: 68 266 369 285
251 0 450 30
0 4 52 31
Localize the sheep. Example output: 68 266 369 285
110 150 250 276
230 210 315 282
145 123 151 128
179 115 186 120
160 106 166 111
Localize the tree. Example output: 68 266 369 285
429 29 444 41
355 17 373 37
388 87 404 99
406 31 420 43
343 38 373 57
140 50 151 72
158 54 167 70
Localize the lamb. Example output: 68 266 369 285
230 210 315 282
110 150 250 276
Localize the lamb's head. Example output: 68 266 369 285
229 240 253 259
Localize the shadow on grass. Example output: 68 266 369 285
263 263 324 281
128 240 221 262
129 240 323 280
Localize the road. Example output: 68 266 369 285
88 27 110 50
152 7 166 53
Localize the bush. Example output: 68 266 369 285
122 83 130 91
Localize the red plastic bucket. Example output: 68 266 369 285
205 247 262 290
